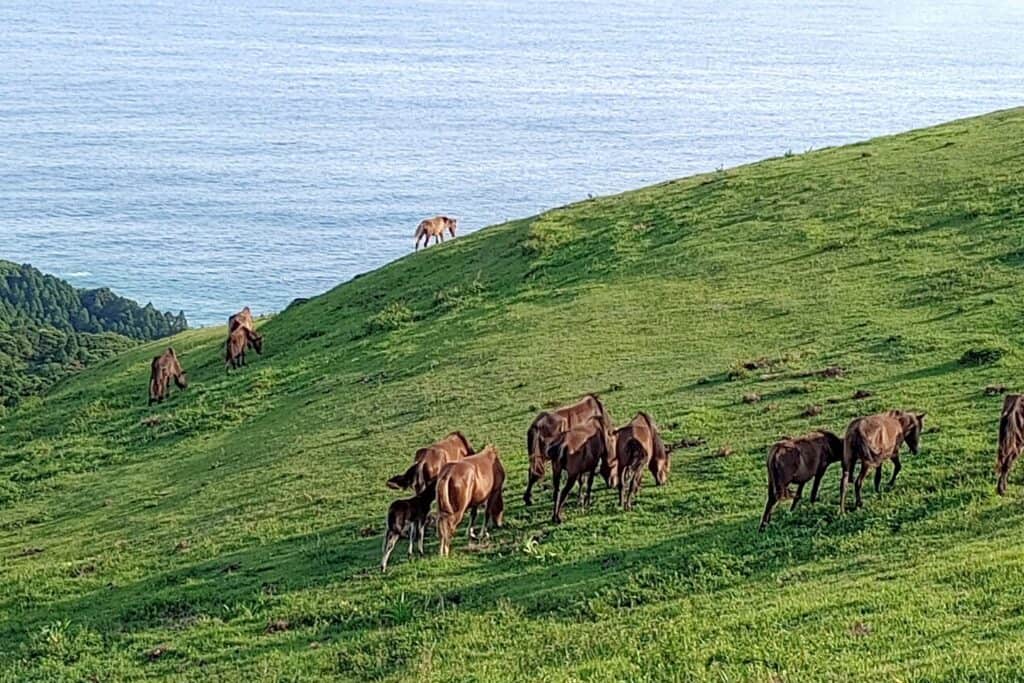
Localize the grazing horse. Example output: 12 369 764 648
436 445 505 556
759 430 843 531
228 306 254 333
148 348 187 405
226 325 264 370
381 482 436 572
386 431 474 493
840 410 926 512
996 394 1024 495
414 216 457 250
524 394 614 505
614 412 667 510
547 418 611 524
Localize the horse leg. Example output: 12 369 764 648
467 506 478 541
417 520 426 554
407 522 416 557
839 465 850 514
809 471 825 503
551 461 562 503
888 455 902 488
554 473 579 524
524 469 542 506
584 470 595 507
874 466 883 494
790 481 806 511
854 462 868 509
381 531 400 571
759 484 778 532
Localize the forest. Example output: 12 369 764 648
0 260 188 406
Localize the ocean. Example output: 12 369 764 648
2 0 1023 324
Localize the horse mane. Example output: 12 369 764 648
448 430 474 456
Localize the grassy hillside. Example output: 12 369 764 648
3 108 1024 682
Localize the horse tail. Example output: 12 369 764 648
996 397 1024 485
413 460 433 494
843 422 864 483
767 444 791 501
641 412 669 485
526 423 544 477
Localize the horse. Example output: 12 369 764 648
524 394 614 505
613 411 667 510
148 347 187 405
840 410 926 512
547 418 611 523
386 431 474 493
228 306 254 333
381 482 436 572
759 430 843 531
435 445 505 556
997 394 1024 495
414 216 457 251
226 325 264 371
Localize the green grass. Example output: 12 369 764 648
4 108 1024 681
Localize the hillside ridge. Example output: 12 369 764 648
2 107 1024 681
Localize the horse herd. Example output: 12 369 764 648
147 306 263 404
140 303 1024 573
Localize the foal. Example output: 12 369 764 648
547 418 609 524
759 430 843 531
381 482 435 572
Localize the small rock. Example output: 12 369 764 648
174 539 190 553
265 619 290 635
853 389 874 400
802 405 823 418
146 644 170 661
985 384 1008 396
850 621 871 637
716 446 735 458
742 393 761 404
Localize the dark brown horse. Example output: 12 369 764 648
226 325 263 370
228 306 254 333
613 411 667 510
759 430 843 531
381 481 435 572
414 215 457 250
524 394 613 505
547 418 610 524
840 410 925 512
386 431 474 493
997 394 1024 495
436 445 505 556
148 347 187 405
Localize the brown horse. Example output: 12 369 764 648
614 412 667 510
547 418 611 524
414 215 457 250
997 394 1024 495
524 394 614 505
226 325 264 371
436 445 505 556
386 431 474 493
148 347 187 405
759 430 843 531
840 410 926 512
381 481 436 572
228 306 254 333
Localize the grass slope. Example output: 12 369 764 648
3 108 1024 682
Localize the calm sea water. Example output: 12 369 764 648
2 1 1023 325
